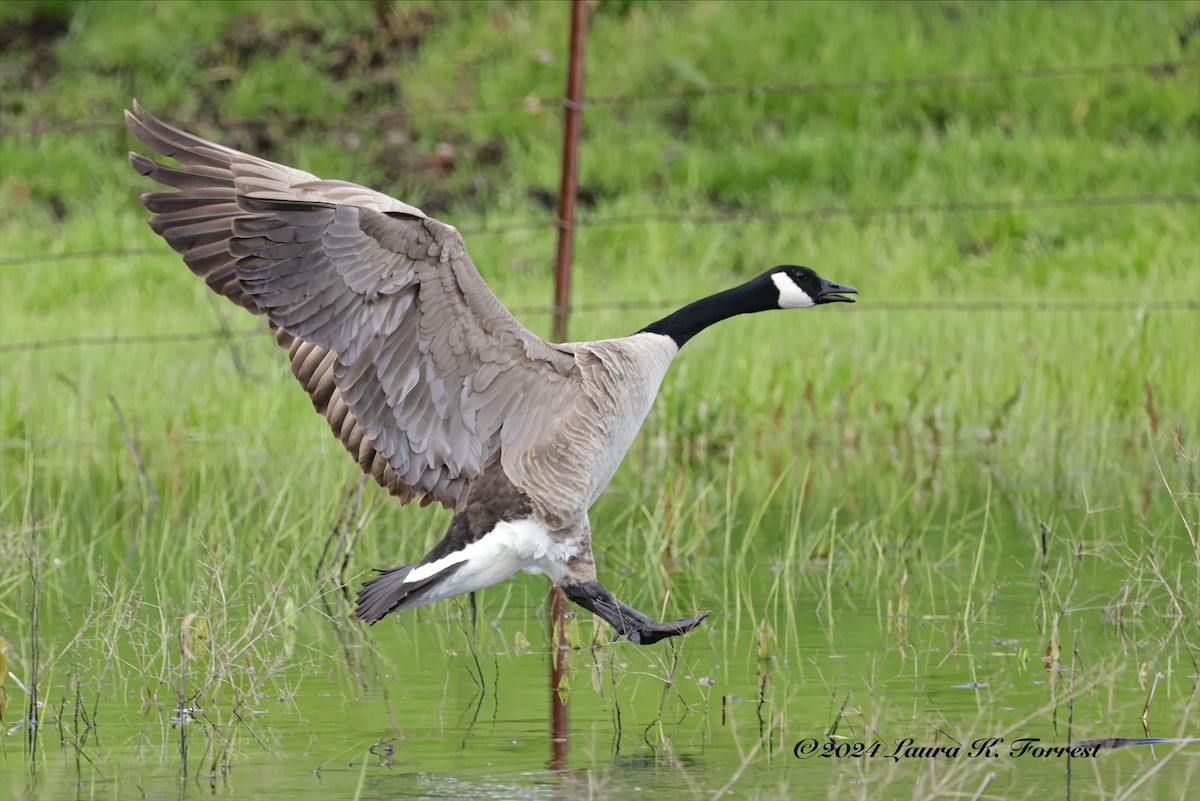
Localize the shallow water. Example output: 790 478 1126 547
6 538 1197 801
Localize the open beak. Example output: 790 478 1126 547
816 276 858 304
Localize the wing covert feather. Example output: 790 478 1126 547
127 103 583 514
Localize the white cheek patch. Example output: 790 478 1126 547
771 272 815 309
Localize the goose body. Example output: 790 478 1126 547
126 103 856 644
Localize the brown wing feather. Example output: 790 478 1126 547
127 103 580 514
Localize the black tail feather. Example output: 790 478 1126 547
354 562 463 624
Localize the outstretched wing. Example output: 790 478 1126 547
126 102 580 513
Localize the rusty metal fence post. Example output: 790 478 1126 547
552 0 588 343
548 0 588 769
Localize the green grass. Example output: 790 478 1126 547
1 1 1198 799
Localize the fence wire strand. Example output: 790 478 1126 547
2 58 1194 137
3 192 1196 268
584 59 1199 106
3 300 1197 355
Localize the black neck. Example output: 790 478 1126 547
638 276 775 348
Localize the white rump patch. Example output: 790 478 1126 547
399 518 572 607
771 272 815 309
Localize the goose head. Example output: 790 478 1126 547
638 264 858 348
768 265 857 309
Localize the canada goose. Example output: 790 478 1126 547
126 103 857 644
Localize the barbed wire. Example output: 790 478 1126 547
0 330 260 354
573 192 1200 230
0 248 163 267
3 299 1196 355
584 59 1199 106
2 58 1194 137
3 192 1196 268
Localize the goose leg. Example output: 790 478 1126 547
561 581 710 645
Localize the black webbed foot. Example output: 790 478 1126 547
561 581 710 645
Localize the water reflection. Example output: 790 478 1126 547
548 586 570 774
